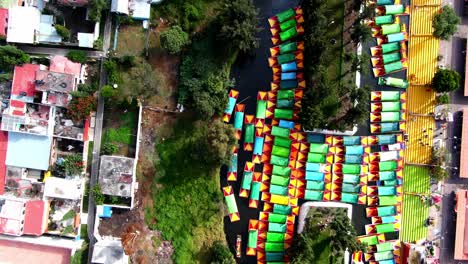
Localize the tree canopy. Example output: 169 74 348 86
289 208 365 263
432 68 460 93
160 25 190 54
0 45 30 71
216 0 261 53
432 5 460 40
210 241 235 264
67 50 88 64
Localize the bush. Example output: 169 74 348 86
63 154 84 176
55 25 71 41
0 45 30 71
210 241 235 264
78 83 98 95
62 210 76 221
93 38 103 50
101 142 118 155
91 185 105 205
101 85 115 98
88 0 107 22
436 93 450 104
103 59 120 84
67 50 88 64
160 25 190 54
433 5 460 40
432 69 460 93
67 95 96 121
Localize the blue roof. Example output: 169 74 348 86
99 206 113 218
6 132 52 170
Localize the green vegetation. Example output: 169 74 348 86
0 45 30 71
146 119 235 262
436 93 450 105
100 85 115 98
289 207 365 263
432 5 460 40
55 25 71 41
299 0 370 131
88 0 107 22
62 210 76 221
71 225 89 264
210 241 235 264
52 154 84 177
152 0 218 31
67 50 88 64
104 127 133 145
216 0 260 53
432 68 461 93
160 25 190 54
104 57 162 103
178 0 258 119
91 185 105 205
68 83 97 122
101 142 118 155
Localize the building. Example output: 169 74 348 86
111 0 150 20
0 8 8 37
92 239 129 264
0 56 90 243
6 6 40 44
98 155 136 208
455 190 468 260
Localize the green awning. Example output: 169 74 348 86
381 42 400 54
383 60 403 73
276 8 295 23
272 165 291 177
381 23 401 35
279 42 297 54
375 15 394 25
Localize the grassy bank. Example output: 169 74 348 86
145 119 226 263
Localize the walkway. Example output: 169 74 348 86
400 0 441 244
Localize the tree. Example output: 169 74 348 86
67 50 88 64
119 58 161 101
351 23 373 43
436 93 450 104
433 5 460 40
204 120 236 166
160 25 190 54
67 95 96 121
0 45 30 71
432 69 460 93
101 85 115 98
55 25 70 41
217 0 261 53
210 241 235 264
88 0 107 22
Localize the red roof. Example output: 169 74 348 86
23 200 47 236
11 110 25 116
0 131 7 195
0 9 8 36
10 99 25 108
11 64 40 98
50 56 81 77
0 239 71 264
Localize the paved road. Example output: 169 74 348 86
86 11 112 264
17 45 105 58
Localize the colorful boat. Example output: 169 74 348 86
370 41 406 56
376 4 410 16
223 89 239 122
270 41 304 56
222 186 240 222
378 76 409 89
236 235 242 258
268 6 303 27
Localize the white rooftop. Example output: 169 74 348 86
92 240 129 264
7 7 40 44
43 177 83 200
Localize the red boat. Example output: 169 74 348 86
236 235 241 258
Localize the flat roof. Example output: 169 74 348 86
461 108 468 178
130 0 150 20
0 239 71 264
23 200 48 236
456 190 468 260
92 240 128 264
6 6 40 44
44 177 82 200
0 198 24 236
0 8 8 36
49 56 81 77
35 70 75 93
5 132 52 171
466 36 468 96
0 131 7 195
11 64 40 101
99 156 134 197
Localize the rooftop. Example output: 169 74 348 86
0 131 7 195
6 6 40 44
1 102 54 136
0 8 8 36
23 200 48 235
43 177 82 200
35 70 76 93
53 107 87 140
92 239 129 264
0 197 24 236
11 64 41 102
98 156 134 198
0 239 71 264
49 56 81 77
5 132 52 171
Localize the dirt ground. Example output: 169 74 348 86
98 21 180 263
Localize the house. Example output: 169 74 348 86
6 7 40 44
0 8 8 37
98 155 136 208
111 0 150 20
